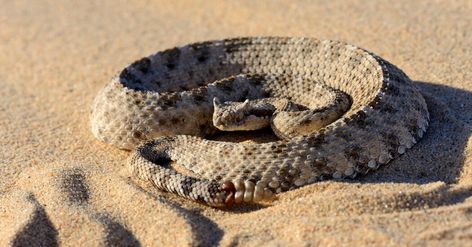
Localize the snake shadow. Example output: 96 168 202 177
358 81 472 184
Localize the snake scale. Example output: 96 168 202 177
91 37 429 207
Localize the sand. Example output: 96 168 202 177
0 0 471 246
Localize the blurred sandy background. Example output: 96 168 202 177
1 0 471 246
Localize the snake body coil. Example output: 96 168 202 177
91 37 429 207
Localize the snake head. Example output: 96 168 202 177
212 97 274 131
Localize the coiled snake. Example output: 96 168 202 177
91 37 429 207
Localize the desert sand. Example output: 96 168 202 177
1 0 472 246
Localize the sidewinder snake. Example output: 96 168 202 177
91 37 429 207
